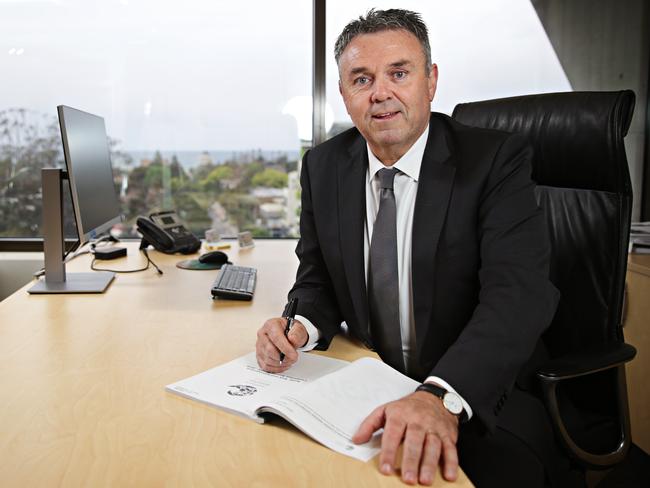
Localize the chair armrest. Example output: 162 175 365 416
536 342 636 469
537 342 636 381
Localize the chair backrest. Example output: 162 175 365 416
452 91 635 357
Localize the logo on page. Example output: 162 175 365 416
227 384 257 396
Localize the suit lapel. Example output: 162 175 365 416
338 135 370 341
412 116 457 361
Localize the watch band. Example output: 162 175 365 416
416 382 447 399
416 383 467 422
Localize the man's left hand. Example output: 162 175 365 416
352 391 459 486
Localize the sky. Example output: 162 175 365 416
1 0 570 152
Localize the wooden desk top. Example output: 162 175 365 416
628 252 650 277
0 240 472 487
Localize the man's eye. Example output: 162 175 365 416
394 71 407 80
354 76 370 85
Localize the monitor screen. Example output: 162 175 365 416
57 106 123 244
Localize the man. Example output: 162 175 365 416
256 9 564 487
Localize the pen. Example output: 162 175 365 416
279 297 299 363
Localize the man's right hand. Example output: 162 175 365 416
256 318 308 373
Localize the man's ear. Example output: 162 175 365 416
428 63 439 101
338 79 342 96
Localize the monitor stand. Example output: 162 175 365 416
28 168 114 294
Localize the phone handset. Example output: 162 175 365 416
136 210 201 254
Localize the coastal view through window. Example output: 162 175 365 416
0 0 312 240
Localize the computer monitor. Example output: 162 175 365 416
28 106 123 294
58 105 123 244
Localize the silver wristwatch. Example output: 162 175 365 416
416 383 465 418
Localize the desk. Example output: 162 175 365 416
625 254 650 454
0 240 472 487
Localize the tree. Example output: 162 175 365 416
0 108 63 236
202 165 234 191
238 161 264 192
251 168 288 188
144 164 165 189
170 154 187 181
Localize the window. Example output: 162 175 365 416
0 0 311 241
0 0 577 245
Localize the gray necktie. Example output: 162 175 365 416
368 168 405 373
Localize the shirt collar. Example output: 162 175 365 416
366 123 429 183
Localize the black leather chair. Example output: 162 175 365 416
452 91 638 474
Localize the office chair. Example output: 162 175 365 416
452 91 638 475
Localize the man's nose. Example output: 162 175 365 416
370 77 392 103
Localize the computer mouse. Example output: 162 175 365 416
198 250 229 265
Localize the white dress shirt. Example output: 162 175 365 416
297 124 472 419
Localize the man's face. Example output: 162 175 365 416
338 29 437 163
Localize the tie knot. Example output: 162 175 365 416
377 167 398 190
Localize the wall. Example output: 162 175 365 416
532 0 650 220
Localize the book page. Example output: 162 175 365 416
165 352 348 422
261 357 419 461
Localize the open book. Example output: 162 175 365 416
166 352 419 461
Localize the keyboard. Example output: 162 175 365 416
211 264 257 300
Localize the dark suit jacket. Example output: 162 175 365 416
287 112 559 435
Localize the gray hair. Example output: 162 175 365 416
334 8 432 76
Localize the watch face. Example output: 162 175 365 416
443 392 464 416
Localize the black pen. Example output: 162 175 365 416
279 297 299 363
